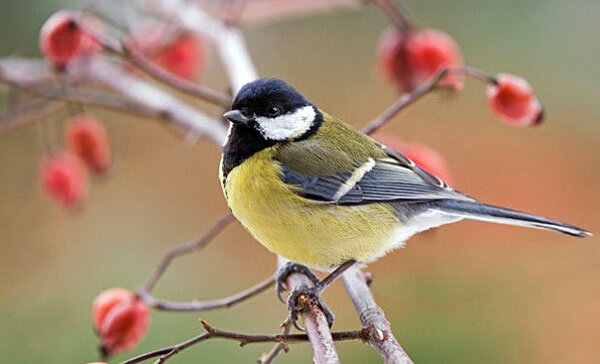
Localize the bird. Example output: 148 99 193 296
219 78 591 326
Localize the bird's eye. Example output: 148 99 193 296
266 106 281 117
240 107 252 118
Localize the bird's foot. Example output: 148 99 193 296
275 262 319 303
287 284 334 330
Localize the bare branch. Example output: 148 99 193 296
92 28 232 107
257 319 292 364
77 57 228 143
0 56 228 143
369 0 414 31
144 0 258 93
362 66 498 135
121 320 367 364
0 99 62 134
342 266 412 364
138 275 274 312
0 57 54 86
278 257 342 364
140 213 235 293
362 68 449 135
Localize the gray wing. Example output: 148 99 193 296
280 144 474 205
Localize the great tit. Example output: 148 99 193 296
220 78 590 323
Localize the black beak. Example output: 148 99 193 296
223 109 253 125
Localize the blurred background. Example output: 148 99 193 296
1 0 599 363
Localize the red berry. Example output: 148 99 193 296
66 114 111 174
40 151 89 208
377 28 463 92
486 73 543 126
92 288 133 330
93 288 150 356
39 11 101 67
374 135 452 183
152 34 206 81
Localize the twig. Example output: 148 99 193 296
145 0 258 93
121 320 367 364
370 0 414 31
362 66 497 135
342 266 412 364
79 57 228 143
140 213 235 293
0 99 63 134
138 276 275 312
258 319 293 364
136 213 273 312
0 56 228 143
93 29 232 107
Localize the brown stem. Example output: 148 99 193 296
140 213 234 293
0 99 63 134
121 320 367 364
86 26 232 108
224 0 250 27
342 266 413 364
370 0 414 31
257 319 292 364
120 43 232 107
138 276 274 312
362 65 498 135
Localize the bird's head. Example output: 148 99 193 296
223 78 322 141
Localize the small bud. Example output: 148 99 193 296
40 151 89 208
374 135 452 184
377 28 463 92
486 73 543 127
66 114 111 174
39 11 101 67
93 288 150 356
152 34 206 81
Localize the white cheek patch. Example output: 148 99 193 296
255 105 316 140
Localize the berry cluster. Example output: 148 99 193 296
40 114 111 208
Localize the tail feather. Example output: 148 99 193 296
432 199 592 237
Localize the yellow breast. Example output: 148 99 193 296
220 147 401 269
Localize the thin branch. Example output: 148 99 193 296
138 275 275 312
362 66 497 135
369 0 414 31
342 266 413 364
258 319 292 364
77 57 228 143
136 213 273 312
93 28 232 107
121 320 367 364
140 213 235 293
0 56 228 143
0 99 62 134
145 0 258 93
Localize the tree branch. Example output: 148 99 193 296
0 56 228 143
277 257 342 364
342 266 413 364
138 276 274 312
91 28 232 107
362 66 498 135
121 320 367 364
135 213 274 312
257 319 293 364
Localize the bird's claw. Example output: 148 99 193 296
275 262 319 303
287 284 335 330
